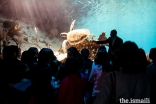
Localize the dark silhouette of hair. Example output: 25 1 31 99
30 48 54 85
67 47 80 57
149 48 156 64
2 45 22 84
110 29 117 37
65 56 81 75
80 48 93 78
113 41 140 74
30 48 56 104
67 47 83 65
21 50 29 63
28 47 38 62
38 48 54 65
138 48 150 72
3 45 19 60
94 46 111 72
81 48 90 59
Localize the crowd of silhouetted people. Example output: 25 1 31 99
0 33 156 104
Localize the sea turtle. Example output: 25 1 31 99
60 20 91 53
59 20 107 56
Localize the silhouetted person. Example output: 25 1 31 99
80 48 93 78
30 48 56 104
27 47 38 68
146 48 156 81
56 47 83 81
93 41 155 104
88 46 111 103
21 50 29 64
138 48 150 72
58 56 87 104
94 30 123 63
50 55 61 77
0 45 22 103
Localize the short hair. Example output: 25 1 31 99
111 29 117 36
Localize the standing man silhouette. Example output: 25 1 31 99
94 30 123 63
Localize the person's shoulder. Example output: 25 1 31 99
14 58 22 64
147 63 155 69
116 37 123 43
61 76 69 84
80 73 88 79
104 71 120 80
116 36 122 40
84 59 93 64
92 62 100 68
107 37 112 40
12 78 32 92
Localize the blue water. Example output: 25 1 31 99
71 0 156 53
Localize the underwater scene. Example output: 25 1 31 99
0 0 156 53
69 0 156 53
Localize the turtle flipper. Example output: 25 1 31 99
70 20 76 31
60 32 68 37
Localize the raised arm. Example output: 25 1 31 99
95 37 110 44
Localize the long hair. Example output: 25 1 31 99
67 47 83 66
94 46 111 72
28 47 38 62
138 48 150 72
65 56 81 75
38 48 54 65
113 41 140 74
149 48 156 64
81 48 90 60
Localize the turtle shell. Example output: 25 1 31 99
67 29 90 45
